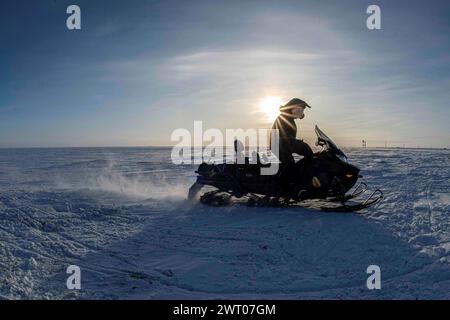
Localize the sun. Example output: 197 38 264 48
260 96 282 122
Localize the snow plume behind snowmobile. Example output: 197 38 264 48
188 125 383 212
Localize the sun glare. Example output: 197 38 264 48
260 96 282 122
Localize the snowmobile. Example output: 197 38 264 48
188 125 383 212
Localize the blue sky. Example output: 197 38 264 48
1 0 449 148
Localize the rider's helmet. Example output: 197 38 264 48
280 98 311 111
280 98 311 118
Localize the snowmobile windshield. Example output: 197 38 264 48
315 125 347 159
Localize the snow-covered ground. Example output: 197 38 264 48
0 147 449 299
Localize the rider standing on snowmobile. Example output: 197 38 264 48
271 98 313 163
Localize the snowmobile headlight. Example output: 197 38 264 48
336 154 347 162
345 174 353 178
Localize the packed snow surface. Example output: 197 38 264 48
0 147 449 299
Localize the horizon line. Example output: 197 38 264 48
0 146 448 151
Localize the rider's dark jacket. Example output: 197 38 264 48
271 112 313 164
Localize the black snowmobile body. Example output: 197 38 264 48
195 150 359 200
189 126 383 212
